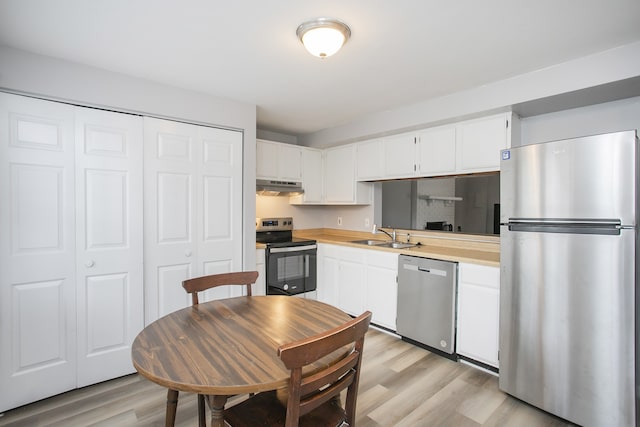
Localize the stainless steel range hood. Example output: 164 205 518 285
256 179 304 196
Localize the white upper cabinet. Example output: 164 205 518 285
356 138 383 181
456 113 513 173
290 146 323 205
384 133 417 178
324 144 372 204
325 144 355 203
354 112 517 181
256 139 301 181
416 124 457 176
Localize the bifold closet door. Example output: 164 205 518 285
0 93 77 412
144 117 243 323
74 107 143 387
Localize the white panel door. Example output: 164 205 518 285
197 126 243 302
144 118 243 322
0 93 77 412
144 118 197 322
74 107 143 387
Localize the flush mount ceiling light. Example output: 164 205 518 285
296 18 351 59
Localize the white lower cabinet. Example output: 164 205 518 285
318 244 398 330
318 244 339 306
255 248 266 296
364 250 398 330
456 262 500 368
336 247 366 315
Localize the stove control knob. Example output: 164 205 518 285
284 284 289 291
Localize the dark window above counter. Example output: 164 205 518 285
381 173 500 236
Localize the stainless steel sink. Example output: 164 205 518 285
349 239 387 246
377 242 416 249
350 239 416 249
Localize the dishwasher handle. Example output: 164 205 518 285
402 263 447 277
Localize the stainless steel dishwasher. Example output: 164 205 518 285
396 255 457 358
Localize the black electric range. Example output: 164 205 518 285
256 217 317 296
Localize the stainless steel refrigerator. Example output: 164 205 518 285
499 130 638 427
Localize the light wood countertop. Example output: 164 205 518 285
293 228 500 267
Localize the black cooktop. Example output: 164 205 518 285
256 217 316 247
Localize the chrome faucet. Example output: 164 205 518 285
372 224 396 241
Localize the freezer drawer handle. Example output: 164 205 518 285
505 218 624 235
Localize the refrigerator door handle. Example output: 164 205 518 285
505 218 622 235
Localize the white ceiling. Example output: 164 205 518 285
1 0 640 136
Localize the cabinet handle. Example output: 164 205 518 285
185 250 192 257
85 260 95 268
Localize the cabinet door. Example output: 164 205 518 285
317 244 339 306
278 143 301 181
143 118 197 321
74 107 144 387
383 133 416 178
456 263 500 367
336 247 365 316
417 125 456 176
356 139 383 181
296 147 323 204
365 251 398 330
255 249 266 296
0 93 77 412
324 145 355 203
457 114 509 173
256 139 278 179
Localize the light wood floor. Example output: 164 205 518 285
0 328 575 426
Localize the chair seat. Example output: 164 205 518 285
224 390 348 427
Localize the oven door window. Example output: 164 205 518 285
277 255 307 281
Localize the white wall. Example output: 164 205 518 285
520 96 640 146
256 195 377 232
256 129 297 144
0 46 258 268
300 41 640 148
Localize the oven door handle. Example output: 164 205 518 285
269 244 317 253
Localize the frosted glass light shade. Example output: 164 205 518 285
297 18 351 58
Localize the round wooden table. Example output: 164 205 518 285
131 295 353 427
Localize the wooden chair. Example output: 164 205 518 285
163 271 259 427
224 310 372 427
182 270 259 304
